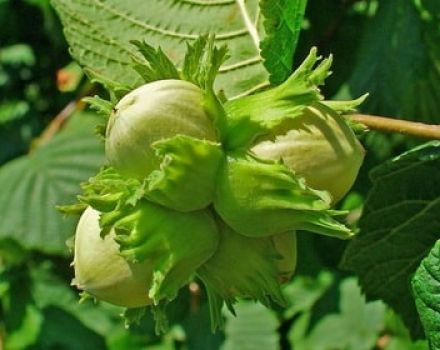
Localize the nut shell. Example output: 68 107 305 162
73 207 153 308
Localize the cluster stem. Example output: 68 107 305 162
347 114 440 140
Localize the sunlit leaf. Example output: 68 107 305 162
51 0 269 98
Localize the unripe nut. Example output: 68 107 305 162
72 207 153 308
105 79 217 179
251 103 365 203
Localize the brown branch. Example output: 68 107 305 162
31 83 96 150
347 114 440 140
33 100 84 148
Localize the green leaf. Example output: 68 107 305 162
0 44 35 66
412 239 440 350
349 0 440 123
33 306 107 350
260 0 308 85
0 265 42 350
181 302 224 350
282 271 333 320
29 263 127 344
289 278 386 350
51 0 269 98
146 135 223 212
83 68 130 101
0 100 29 124
223 48 332 150
222 302 280 350
214 152 353 239
382 310 430 350
341 141 440 338
0 113 105 254
5 304 43 350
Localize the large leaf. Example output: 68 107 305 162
349 0 440 123
341 141 440 338
51 0 268 98
30 306 107 350
289 278 386 350
383 310 429 350
260 0 307 85
412 239 440 350
0 265 42 350
51 0 308 98
0 113 105 254
282 271 334 320
222 302 280 350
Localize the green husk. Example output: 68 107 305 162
146 134 223 212
197 223 286 331
214 152 353 239
223 48 331 150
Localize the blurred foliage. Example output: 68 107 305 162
0 0 72 164
0 0 439 349
342 142 440 338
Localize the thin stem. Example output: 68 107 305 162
347 114 440 140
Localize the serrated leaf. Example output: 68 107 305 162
282 271 333 320
0 100 29 124
51 0 269 98
341 141 440 338
289 278 386 350
349 0 440 123
0 113 105 254
83 67 130 101
412 239 440 350
222 302 280 350
260 0 308 85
